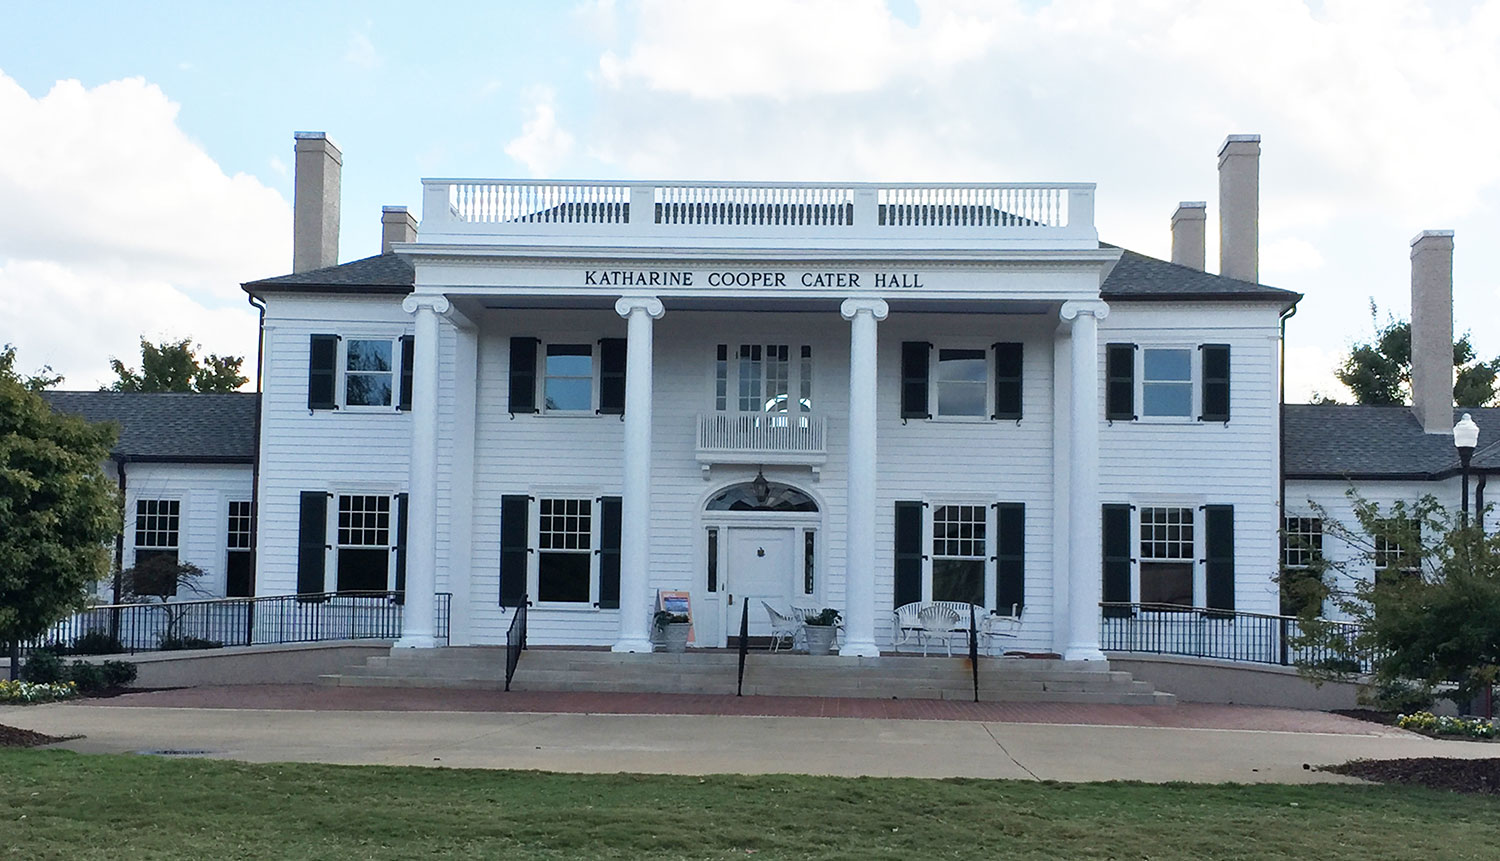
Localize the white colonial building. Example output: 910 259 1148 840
220 132 1300 660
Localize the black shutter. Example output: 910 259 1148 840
398 335 415 412
900 342 931 419
1102 504 1132 617
995 503 1025 616
598 496 622 608
1200 344 1231 422
599 338 627 415
894 501 924 607
992 342 1023 420
1205 505 1235 614
500 494 529 608
394 493 409 601
508 337 539 414
308 335 338 410
297 491 328 599
1105 344 1135 421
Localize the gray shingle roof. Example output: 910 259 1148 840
238 245 1301 306
1285 403 1500 480
243 253 413 294
41 391 258 463
1100 248 1301 305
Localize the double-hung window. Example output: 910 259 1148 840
1139 507 1194 607
538 498 594 603
134 499 181 570
1282 517 1322 569
1374 518 1420 580
931 504 986 605
344 339 395 407
226 501 253 598
1141 348 1193 418
336 494 392 593
934 349 988 417
543 344 595 412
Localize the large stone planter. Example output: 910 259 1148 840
659 622 690 653
804 624 838 656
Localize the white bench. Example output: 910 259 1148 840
893 602 1023 656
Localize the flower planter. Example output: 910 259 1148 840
804 624 838 656
659 622 691 653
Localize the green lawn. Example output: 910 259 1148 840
2 750 1498 860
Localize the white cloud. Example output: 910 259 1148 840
1284 343 1347 404
504 88 577 176
344 31 381 69
0 71 287 388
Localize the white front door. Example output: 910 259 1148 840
726 527 796 638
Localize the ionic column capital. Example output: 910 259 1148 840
402 294 452 315
615 295 665 319
840 297 890 322
1060 299 1109 323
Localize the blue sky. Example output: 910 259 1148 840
1 0 1498 402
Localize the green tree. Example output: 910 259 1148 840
1334 304 1500 407
108 337 247 393
1289 492 1500 711
1 346 121 678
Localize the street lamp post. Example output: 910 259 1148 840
1454 413 1480 528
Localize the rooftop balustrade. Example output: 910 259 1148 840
417 180 1098 250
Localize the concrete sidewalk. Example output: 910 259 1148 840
5 700 1492 783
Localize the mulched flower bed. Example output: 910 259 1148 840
1323 758 1500 795
0 723 70 749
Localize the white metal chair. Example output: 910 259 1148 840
763 601 804 653
978 604 1024 656
916 604 962 656
892 603 925 653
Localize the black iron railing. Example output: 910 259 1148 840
1099 603 1373 673
504 595 528 692
24 591 453 657
968 604 980 702
736 600 750 697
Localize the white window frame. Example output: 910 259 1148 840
132 497 182 559
531 494 600 607
930 342 992 421
921 496 996 606
539 340 599 415
338 335 405 412
1135 504 1200 608
1282 516 1323 570
1137 345 1198 421
711 343 813 414
331 492 397 593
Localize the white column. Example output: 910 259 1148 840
613 295 665 653
1060 299 1108 661
840 297 889 657
395 294 450 648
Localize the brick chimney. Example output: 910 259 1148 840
1170 201 1207 271
293 132 341 273
1410 230 1456 434
1217 134 1260 282
381 206 418 254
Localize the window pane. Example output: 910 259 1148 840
1140 562 1193 606
932 559 984 605
346 340 392 372
346 373 393 406
1143 382 1191 416
544 377 592 411
937 349 987 382
938 381 987 416
545 344 592 376
1144 349 1191 382
539 552 591 603
337 548 389 592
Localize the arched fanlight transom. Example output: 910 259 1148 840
705 481 818 512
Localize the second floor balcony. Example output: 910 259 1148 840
696 412 827 477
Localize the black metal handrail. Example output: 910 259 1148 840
504 595 528 692
1099 602 1373 673
968 604 980 702
736 600 750 697
23 591 454 657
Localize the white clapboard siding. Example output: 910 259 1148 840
122 463 254 598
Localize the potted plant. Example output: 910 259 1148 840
653 610 691 653
802 608 840 656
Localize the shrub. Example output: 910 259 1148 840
1367 678 1435 714
68 630 125 655
20 650 65 684
804 608 841 627
158 635 224 651
99 660 138 689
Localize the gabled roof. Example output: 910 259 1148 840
1099 248 1300 305
240 243 1301 307
243 253 413 295
40 391 259 464
1285 404 1500 480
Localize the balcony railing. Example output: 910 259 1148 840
419 180 1097 249
696 412 827 474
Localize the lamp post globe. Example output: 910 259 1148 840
1454 413 1479 526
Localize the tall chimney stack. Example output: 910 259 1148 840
1218 134 1260 282
381 206 418 254
1170 201 1207 271
1410 230 1455 434
293 132 342 273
